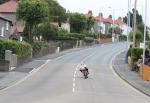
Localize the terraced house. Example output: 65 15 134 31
85 10 131 37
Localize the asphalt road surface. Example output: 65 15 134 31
0 42 150 103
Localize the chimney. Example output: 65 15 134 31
88 10 93 16
99 12 103 17
108 15 112 18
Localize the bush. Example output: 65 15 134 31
68 33 85 40
0 39 31 59
55 36 77 41
146 41 150 49
32 23 59 41
128 48 143 62
32 42 49 56
129 30 143 45
84 37 94 43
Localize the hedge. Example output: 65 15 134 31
0 39 31 59
32 42 49 56
68 33 85 40
84 37 94 43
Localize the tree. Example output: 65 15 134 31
129 30 143 45
86 16 95 31
16 0 48 42
123 8 143 28
69 13 87 33
44 0 67 23
32 23 59 41
109 27 123 35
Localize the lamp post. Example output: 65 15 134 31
108 7 115 42
127 0 131 43
108 7 124 42
133 0 137 47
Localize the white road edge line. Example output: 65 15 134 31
1 59 51 92
110 50 149 99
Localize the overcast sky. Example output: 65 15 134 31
57 0 150 26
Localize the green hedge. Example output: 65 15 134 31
32 42 49 56
0 39 31 59
128 48 143 62
84 37 94 43
55 36 77 40
68 33 85 40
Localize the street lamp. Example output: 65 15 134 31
108 7 124 42
133 0 137 47
127 0 131 43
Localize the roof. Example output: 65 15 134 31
95 16 105 22
12 25 24 33
0 14 12 23
0 0 17 13
114 18 125 26
104 18 113 24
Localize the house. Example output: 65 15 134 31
0 14 12 38
114 17 132 36
104 15 113 34
94 13 106 34
0 0 24 38
93 14 113 35
51 20 70 32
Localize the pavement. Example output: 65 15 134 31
113 51 150 96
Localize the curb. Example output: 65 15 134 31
112 51 150 97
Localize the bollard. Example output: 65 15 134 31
56 47 60 53
12 54 17 68
5 50 12 70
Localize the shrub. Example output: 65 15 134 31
128 48 143 62
129 29 143 45
68 33 85 40
32 23 59 41
0 39 31 59
32 42 49 56
84 37 94 43
55 36 77 41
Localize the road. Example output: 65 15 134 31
0 42 150 103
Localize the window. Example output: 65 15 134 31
0 27 4 37
6 22 9 30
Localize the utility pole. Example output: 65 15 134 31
142 0 147 79
133 0 137 47
127 0 131 43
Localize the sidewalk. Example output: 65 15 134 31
0 47 84 90
113 51 150 96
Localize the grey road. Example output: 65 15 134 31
0 42 150 103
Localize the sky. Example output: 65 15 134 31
57 0 150 27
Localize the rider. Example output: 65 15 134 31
80 63 89 74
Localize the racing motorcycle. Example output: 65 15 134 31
80 67 89 79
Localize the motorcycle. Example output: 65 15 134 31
80 67 89 79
